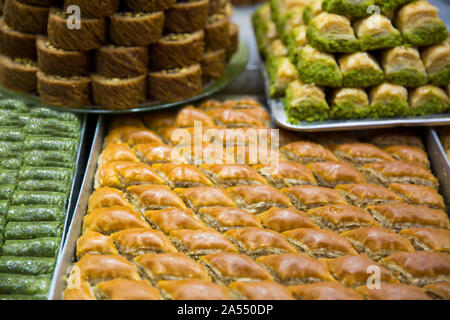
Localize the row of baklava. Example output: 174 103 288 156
0 97 81 300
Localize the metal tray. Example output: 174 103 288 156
260 62 450 133
426 128 450 211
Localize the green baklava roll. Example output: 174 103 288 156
11 192 66 208
22 151 75 168
125 0 177 12
201 49 226 83
92 74 147 109
0 127 24 141
96 45 149 78
267 56 299 97
0 257 55 275
3 0 49 34
37 72 92 107
369 83 410 118
148 64 202 103
2 238 60 257
0 185 14 200
7 206 64 222
0 158 21 170
0 18 36 60
17 181 69 194
0 274 51 295
0 99 28 112
109 12 165 46
422 41 450 86
354 14 403 51
278 6 305 41
284 80 330 123
322 0 374 18
0 170 18 185
409 85 448 116
37 37 92 77
23 137 77 153
0 141 23 154
29 107 78 121
165 0 209 33
226 23 239 60
396 1 448 47
48 8 106 51
0 56 37 93
23 118 80 138
286 25 307 62
205 14 230 51
330 88 371 119
339 52 384 88
374 0 414 14
297 45 342 87
267 39 289 60
150 31 205 70
303 0 324 24
382 46 428 87
0 200 8 217
4 221 63 240
18 167 72 182
307 12 360 53
63 0 120 18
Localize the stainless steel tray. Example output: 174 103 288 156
426 128 450 211
261 63 450 133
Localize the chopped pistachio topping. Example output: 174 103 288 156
13 58 37 67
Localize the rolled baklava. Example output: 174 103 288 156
354 14 403 51
369 83 410 118
0 18 36 60
96 45 149 79
164 0 209 33
339 52 384 88
330 88 371 120
267 56 299 97
63 0 120 18
204 14 230 52
409 85 449 116
226 22 239 60
0 55 37 93
201 49 226 83
3 0 49 34
422 41 450 86
124 0 176 12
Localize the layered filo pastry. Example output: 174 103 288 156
174 187 236 210
144 208 206 234
175 105 215 127
282 185 348 211
388 183 445 210
366 203 450 231
303 0 324 24
83 207 149 235
280 141 338 164
335 183 403 207
229 281 295 300
380 251 450 286
206 107 270 128
366 128 424 149
323 254 399 288
157 279 231 300
369 83 410 118
423 282 450 300
95 161 166 189
104 126 162 147
98 143 140 166
360 160 439 190
285 25 308 64
354 13 403 51
306 161 366 188
152 163 213 188
330 88 371 120
226 185 292 214
355 283 430 300
76 231 118 259
382 46 428 87
409 85 449 116
93 279 162 300
87 187 133 213
289 282 363 300
399 228 450 253
126 185 187 211
134 252 210 284
197 207 262 232
282 228 358 258
64 281 95 300
395 0 448 47
421 41 450 86
133 142 185 165
267 56 299 98
384 145 430 168
198 252 273 285
305 204 379 232
338 52 384 88
341 227 415 261
254 161 318 188
333 143 394 166
168 228 238 259
200 164 268 187
256 253 335 286
257 207 318 233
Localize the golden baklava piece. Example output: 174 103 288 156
306 204 379 232
333 143 394 166
133 142 185 164
95 161 166 189
158 279 231 300
94 279 161 300
198 252 273 285
355 283 430 300
229 281 295 300
366 129 424 149
108 116 146 131
282 185 347 211
422 41 450 86
227 144 282 166
76 231 118 259
335 183 403 208
64 281 95 300
200 164 267 187
197 207 262 232
83 207 149 234
174 187 236 210
324 254 398 288
152 163 213 188
144 208 206 234
98 143 140 165
360 160 439 190
256 253 335 286
175 105 215 127
289 282 362 300
367 203 450 231
143 111 176 130
389 183 445 210
169 228 238 259
381 251 450 286
127 185 187 211
254 161 317 188
341 227 415 261
206 107 270 128
87 187 133 213
306 161 366 188
258 207 318 233
105 126 163 146
280 141 338 164
226 185 293 214
384 145 429 168
134 253 209 284
399 228 450 253
423 282 450 300
225 227 297 258
282 228 357 258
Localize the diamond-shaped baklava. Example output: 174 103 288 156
333 143 394 166
229 281 294 300
307 161 366 188
258 207 318 233
127 185 187 211
144 208 206 234
197 207 262 232
76 231 118 259
389 183 445 210
158 279 231 300
282 185 347 211
399 228 450 253
280 141 338 164
200 164 268 187
83 207 149 234
335 183 403 208
152 163 213 188
254 161 317 188
174 187 236 210
87 187 133 213
94 279 161 300
289 282 362 300
384 145 430 168
355 283 430 300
